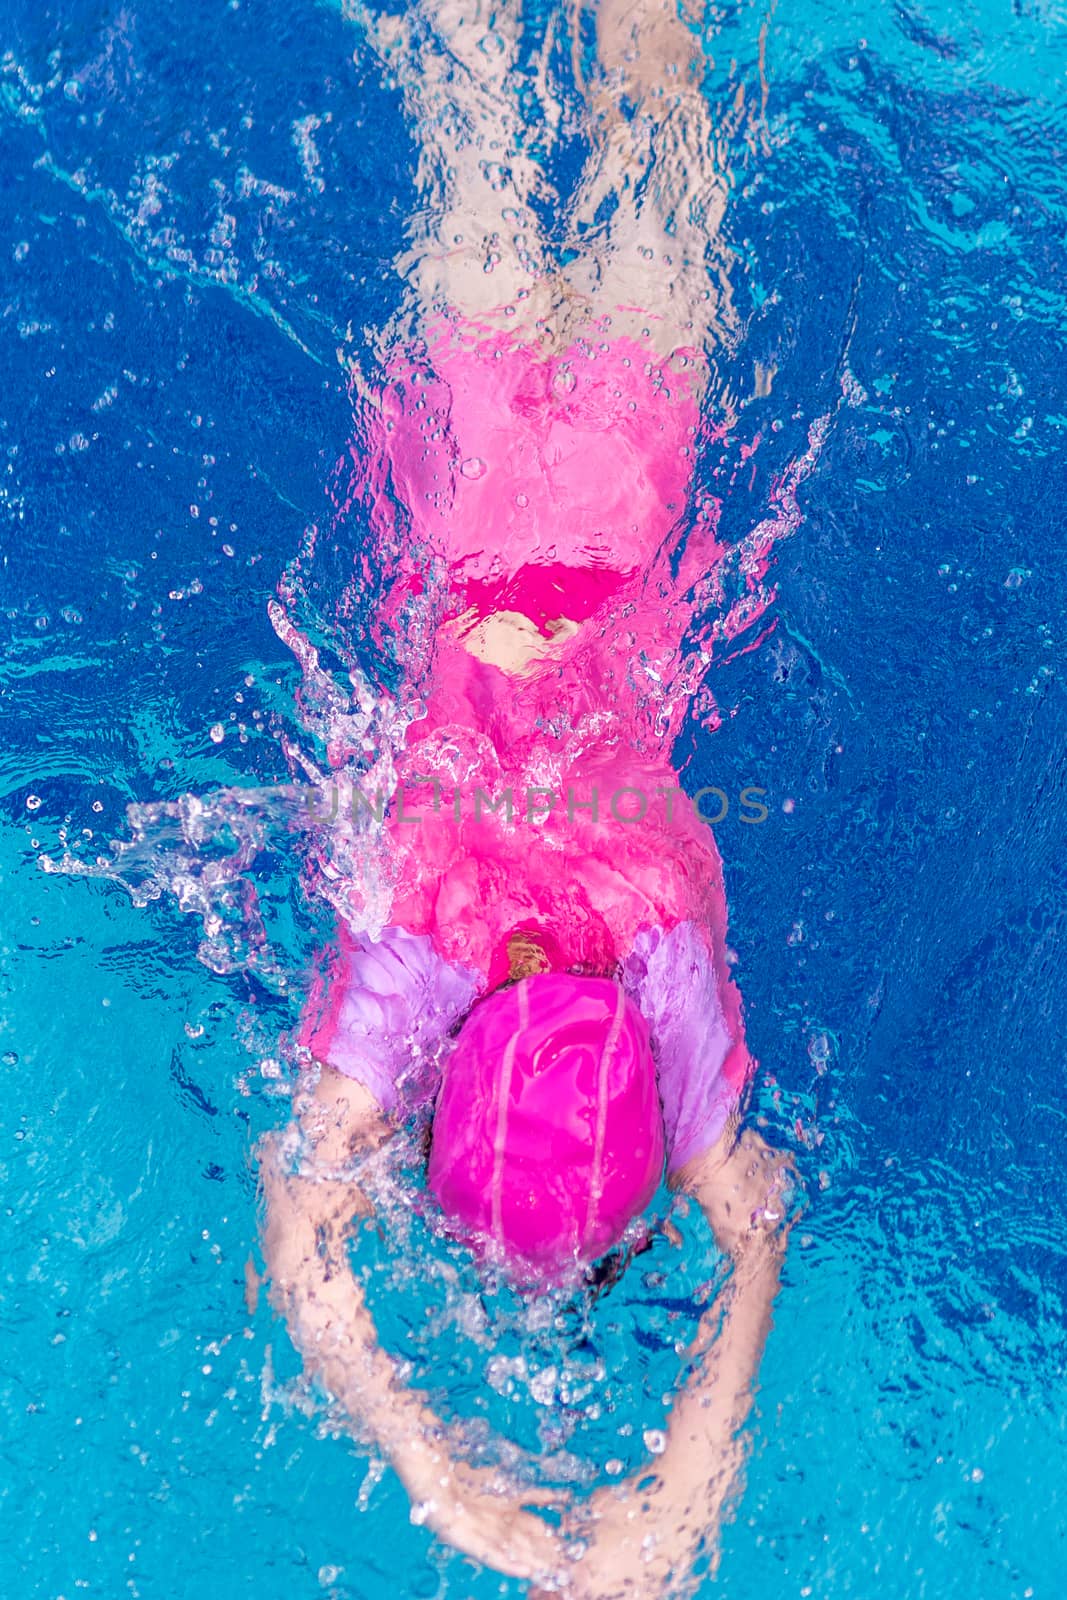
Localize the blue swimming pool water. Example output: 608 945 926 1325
2 1 1066 1595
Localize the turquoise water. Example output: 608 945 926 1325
3 0 1066 1595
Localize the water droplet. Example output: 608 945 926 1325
25 795 41 811
460 457 486 480
209 724 225 744
515 491 529 508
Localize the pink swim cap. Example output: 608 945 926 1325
427 973 665 1282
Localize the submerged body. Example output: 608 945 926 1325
300 314 753 1271
261 3 794 1594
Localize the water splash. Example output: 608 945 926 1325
39 784 298 985
36 588 417 980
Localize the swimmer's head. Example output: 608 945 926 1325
426 972 664 1284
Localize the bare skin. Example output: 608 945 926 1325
445 604 580 675
260 2 790 1592
539 1127 793 1599
258 1069 792 1589
375 0 740 674
258 1067 570 1584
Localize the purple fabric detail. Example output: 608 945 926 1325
302 925 482 1117
620 921 737 1174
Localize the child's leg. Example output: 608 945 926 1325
560 0 736 363
369 0 564 339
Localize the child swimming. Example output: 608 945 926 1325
259 2 795 1594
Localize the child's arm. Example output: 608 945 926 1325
657 1127 792 1530
257 1063 567 1584
553 1125 793 1600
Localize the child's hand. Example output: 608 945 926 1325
542 1471 718 1600
392 1438 570 1584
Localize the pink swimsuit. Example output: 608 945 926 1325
300 315 754 1180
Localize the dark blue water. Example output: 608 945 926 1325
2 2 1065 1596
